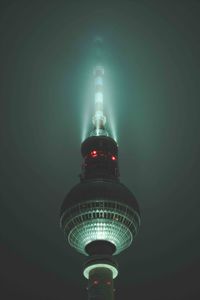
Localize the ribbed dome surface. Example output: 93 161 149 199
60 179 140 216
60 179 140 255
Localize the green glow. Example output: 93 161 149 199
61 200 140 255
83 263 118 279
81 61 117 142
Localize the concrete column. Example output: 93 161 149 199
87 267 114 300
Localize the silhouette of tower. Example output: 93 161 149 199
60 37 140 300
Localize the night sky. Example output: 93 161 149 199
0 1 200 299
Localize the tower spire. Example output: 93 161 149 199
90 37 108 137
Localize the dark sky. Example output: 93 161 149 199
0 1 200 299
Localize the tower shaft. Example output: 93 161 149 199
87 267 114 300
81 135 119 180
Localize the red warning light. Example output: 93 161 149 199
91 150 97 157
106 281 111 285
93 280 99 285
111 155 116 161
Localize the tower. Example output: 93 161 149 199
60 38 141 299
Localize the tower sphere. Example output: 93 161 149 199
60 163 140 256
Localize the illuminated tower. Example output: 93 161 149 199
60 38 141 300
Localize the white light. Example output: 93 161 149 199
83 263 118 279
95 111 104 117
67 217 135 255
95 92 103 103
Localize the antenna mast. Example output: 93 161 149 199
91 37 108 137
